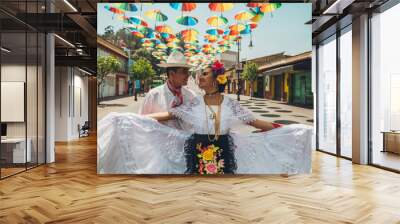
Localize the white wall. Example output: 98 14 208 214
55 67 89 141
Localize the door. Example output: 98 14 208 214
118 78 125 95
274 75 282 101
257 77 264 98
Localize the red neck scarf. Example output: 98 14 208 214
167 80 183 107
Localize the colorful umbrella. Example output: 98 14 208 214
169 3 197 12
229 24 246 32
155 25 173 34
129 16 148 27
176 16 198 26
204 34 218 43
206 15 229 27
259 3 282 13
145 9 168 22
208 3 234 13
234 10 253 21
131 30 144 38
104 5 124 18
246 22 258 30
206 28 224 36
249 8 265 23
179 29 199 38
113 3 137 12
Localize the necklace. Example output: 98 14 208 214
204 95 223 142
205 90 219 96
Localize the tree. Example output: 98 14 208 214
102 25 115 43
242 61 259 99
97 55 121 103
131 48 163 75
130 57 156 100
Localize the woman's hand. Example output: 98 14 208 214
248 119 280 132
145 112 173 122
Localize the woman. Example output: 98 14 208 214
98 61 312 175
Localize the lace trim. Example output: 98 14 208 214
226 97 256 124
169 96 201 122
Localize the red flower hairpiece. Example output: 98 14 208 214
212 60 225 75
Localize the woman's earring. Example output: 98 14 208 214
212 81 216 87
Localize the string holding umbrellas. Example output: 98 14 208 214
103 2 282 67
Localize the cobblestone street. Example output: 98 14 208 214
98 93 314 133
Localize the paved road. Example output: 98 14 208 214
97 93 314 133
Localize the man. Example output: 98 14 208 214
138 51 196 129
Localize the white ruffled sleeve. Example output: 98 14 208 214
168 96 200 125
226 97 256 124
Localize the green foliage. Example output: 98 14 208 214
242 61 259 98
97 55 121 86
130 57 156 82
242 61 259 82
131 48 163 75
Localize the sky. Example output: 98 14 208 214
97 3 311 61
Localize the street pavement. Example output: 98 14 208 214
97 93 314 133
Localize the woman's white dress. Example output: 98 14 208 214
98 95 313 174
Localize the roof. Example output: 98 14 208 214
257 51 312 73
97 36 129 59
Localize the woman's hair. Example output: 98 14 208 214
210 60 227 93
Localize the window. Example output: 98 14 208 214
317 35 337 154
370 3 400 171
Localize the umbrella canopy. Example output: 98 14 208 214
169 3 197 12
229 24 246 32
246 22 258 29
145 9 168 22
208 3 234 12
129 16 148 27
176 16 198 26
206 15 229 27
131 30 144 38
104 5 125 15
206 28 224 36
259 3 282 13
234 10 253 21
113 3 137 12
249 8 265 23
155 25 173 34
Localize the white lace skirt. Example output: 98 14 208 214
97 112 313 175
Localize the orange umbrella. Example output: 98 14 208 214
229 24 246 32
208 3 234 13
234 10 253 21
206 15 229 27
155 25 173 34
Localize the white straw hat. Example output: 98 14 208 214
157 51 192 68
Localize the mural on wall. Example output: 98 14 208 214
96 2 313 175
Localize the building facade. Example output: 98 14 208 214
97 37 129 99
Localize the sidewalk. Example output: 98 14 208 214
98 93 313 127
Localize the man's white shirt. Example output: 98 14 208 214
138 83 197 129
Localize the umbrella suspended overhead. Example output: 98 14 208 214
249 8 265 23
208 3 234 13
206 28 224 36
129 16 148 27
131 30 144 38
206 15 229 27
113 3 138 12
155 25 174 34
246 22 258 29
169 3 197 12
229 24 246 32
234 10 253 21
176 16 198 26
104 5 125 18
259 3 282 13
179 29 199 37
145 9 168 22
